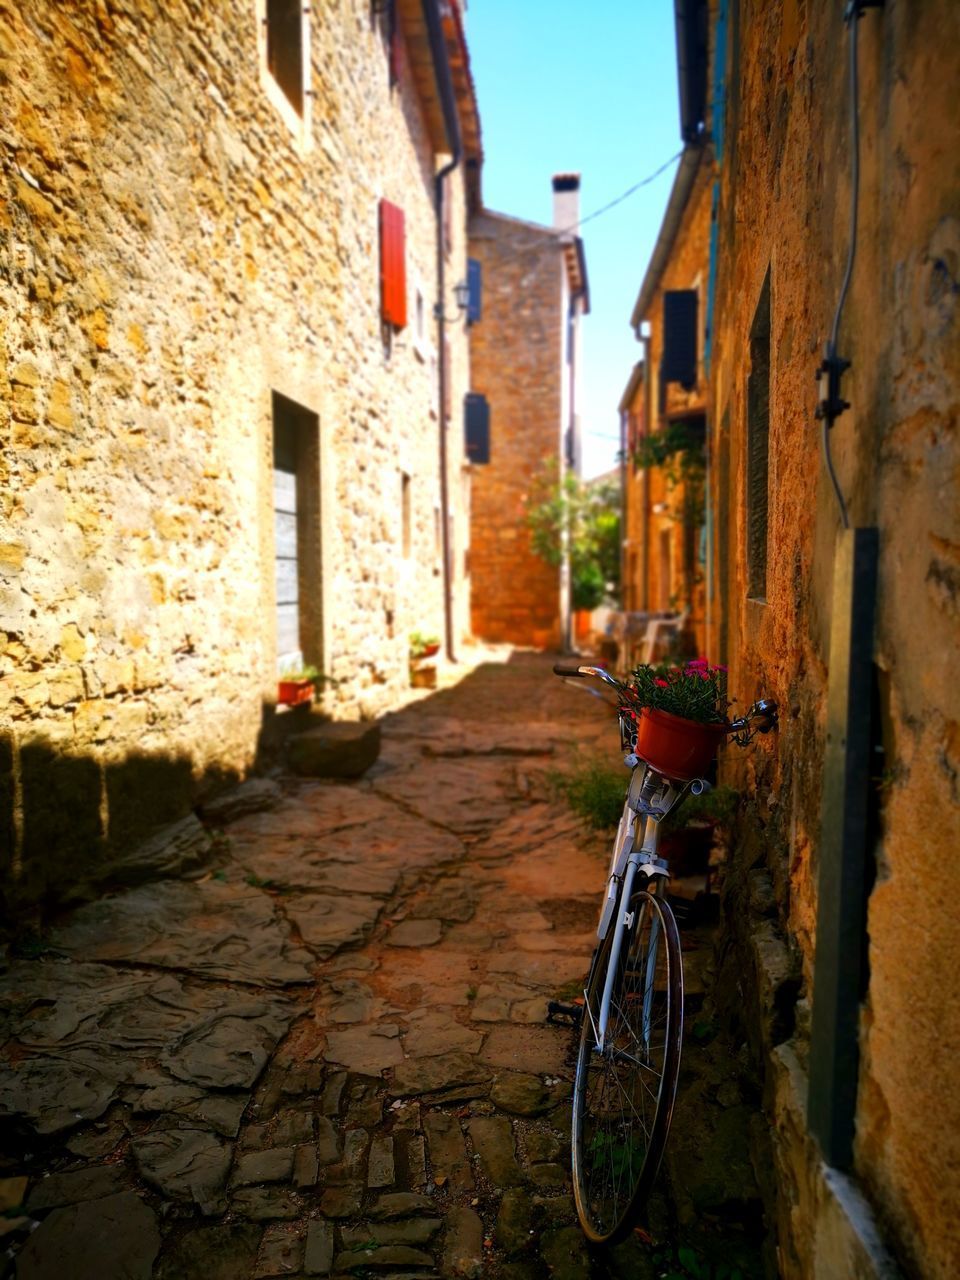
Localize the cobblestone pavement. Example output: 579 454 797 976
0 649 766 1279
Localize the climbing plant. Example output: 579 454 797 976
524 466 620 611
632 420 706 603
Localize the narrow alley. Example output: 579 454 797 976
0 651 765 1279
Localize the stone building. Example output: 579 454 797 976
467 175 589 649
625 1 960 1276
0 0 481 907
620 145 712 655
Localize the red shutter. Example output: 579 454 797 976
379 199 407 329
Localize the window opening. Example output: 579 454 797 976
266 0 304 116
746 269 771 601
401 472 412 558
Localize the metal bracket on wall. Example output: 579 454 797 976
808 526 879 1169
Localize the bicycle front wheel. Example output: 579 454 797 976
571 888 683 1245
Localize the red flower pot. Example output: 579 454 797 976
278 679 314 707
635 707 727 781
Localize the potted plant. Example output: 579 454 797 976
409 631 440 661
659 783 739 877
625 658 730 780
277 665 333 707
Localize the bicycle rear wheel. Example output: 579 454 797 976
572 887 683 1245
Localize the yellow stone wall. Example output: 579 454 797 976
0 1 472 900
710 2 960 1275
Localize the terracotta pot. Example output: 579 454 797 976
421 642 440 658
635 707 727 781
278 679 314 707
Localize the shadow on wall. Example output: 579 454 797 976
0 699 319 926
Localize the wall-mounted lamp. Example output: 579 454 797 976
434 280 470 323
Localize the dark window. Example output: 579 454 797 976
387 0 401 86
466 258 482 325
379 200 407 329
662 290 698 390
266 0 304 116
746 270 771 600
465 393 490 464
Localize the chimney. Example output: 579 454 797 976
552 172 580 237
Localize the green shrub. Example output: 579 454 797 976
663 783 739 831
549 756 626 829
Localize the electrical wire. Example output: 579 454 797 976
484 150 684 271
821 6 864 532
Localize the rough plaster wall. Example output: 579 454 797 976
711 1 960 1275
0 0 471 901
467 211 563 648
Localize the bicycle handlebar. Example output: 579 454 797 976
552 663 627 694
552 664 777 738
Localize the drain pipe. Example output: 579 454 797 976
423 0 462 663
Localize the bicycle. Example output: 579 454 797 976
549 662 778 1245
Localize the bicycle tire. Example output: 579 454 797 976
571 887 683 1245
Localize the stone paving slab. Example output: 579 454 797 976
0 962 295 1134
48 880 315 987
372 757 518 834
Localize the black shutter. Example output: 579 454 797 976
464 393 490 464
662 290 698 390
467 258 482 325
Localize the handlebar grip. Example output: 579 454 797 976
553 663 586 677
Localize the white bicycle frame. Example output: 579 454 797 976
587 762 692 1054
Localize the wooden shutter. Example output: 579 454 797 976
379 199 407 329
662 289 698 389
464 393 490 464
466 257 482 325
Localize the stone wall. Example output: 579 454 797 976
0 0 473 907
467 210 564 648
710 2 960 1276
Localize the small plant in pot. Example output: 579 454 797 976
277 665 335 707
659 783 740 877
409 631 441 661
625 658 731 780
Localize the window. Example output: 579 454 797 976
257 0 311 146
464 393 490 464
746 270 771 601
413 283 429 360
379 200 407 329
266 0 304 114
401 471 412 558
662 289 698 390
466 258 482 325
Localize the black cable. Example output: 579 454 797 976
483 150 683 272
820 5 865 532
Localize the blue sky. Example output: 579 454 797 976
466 1 681 478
